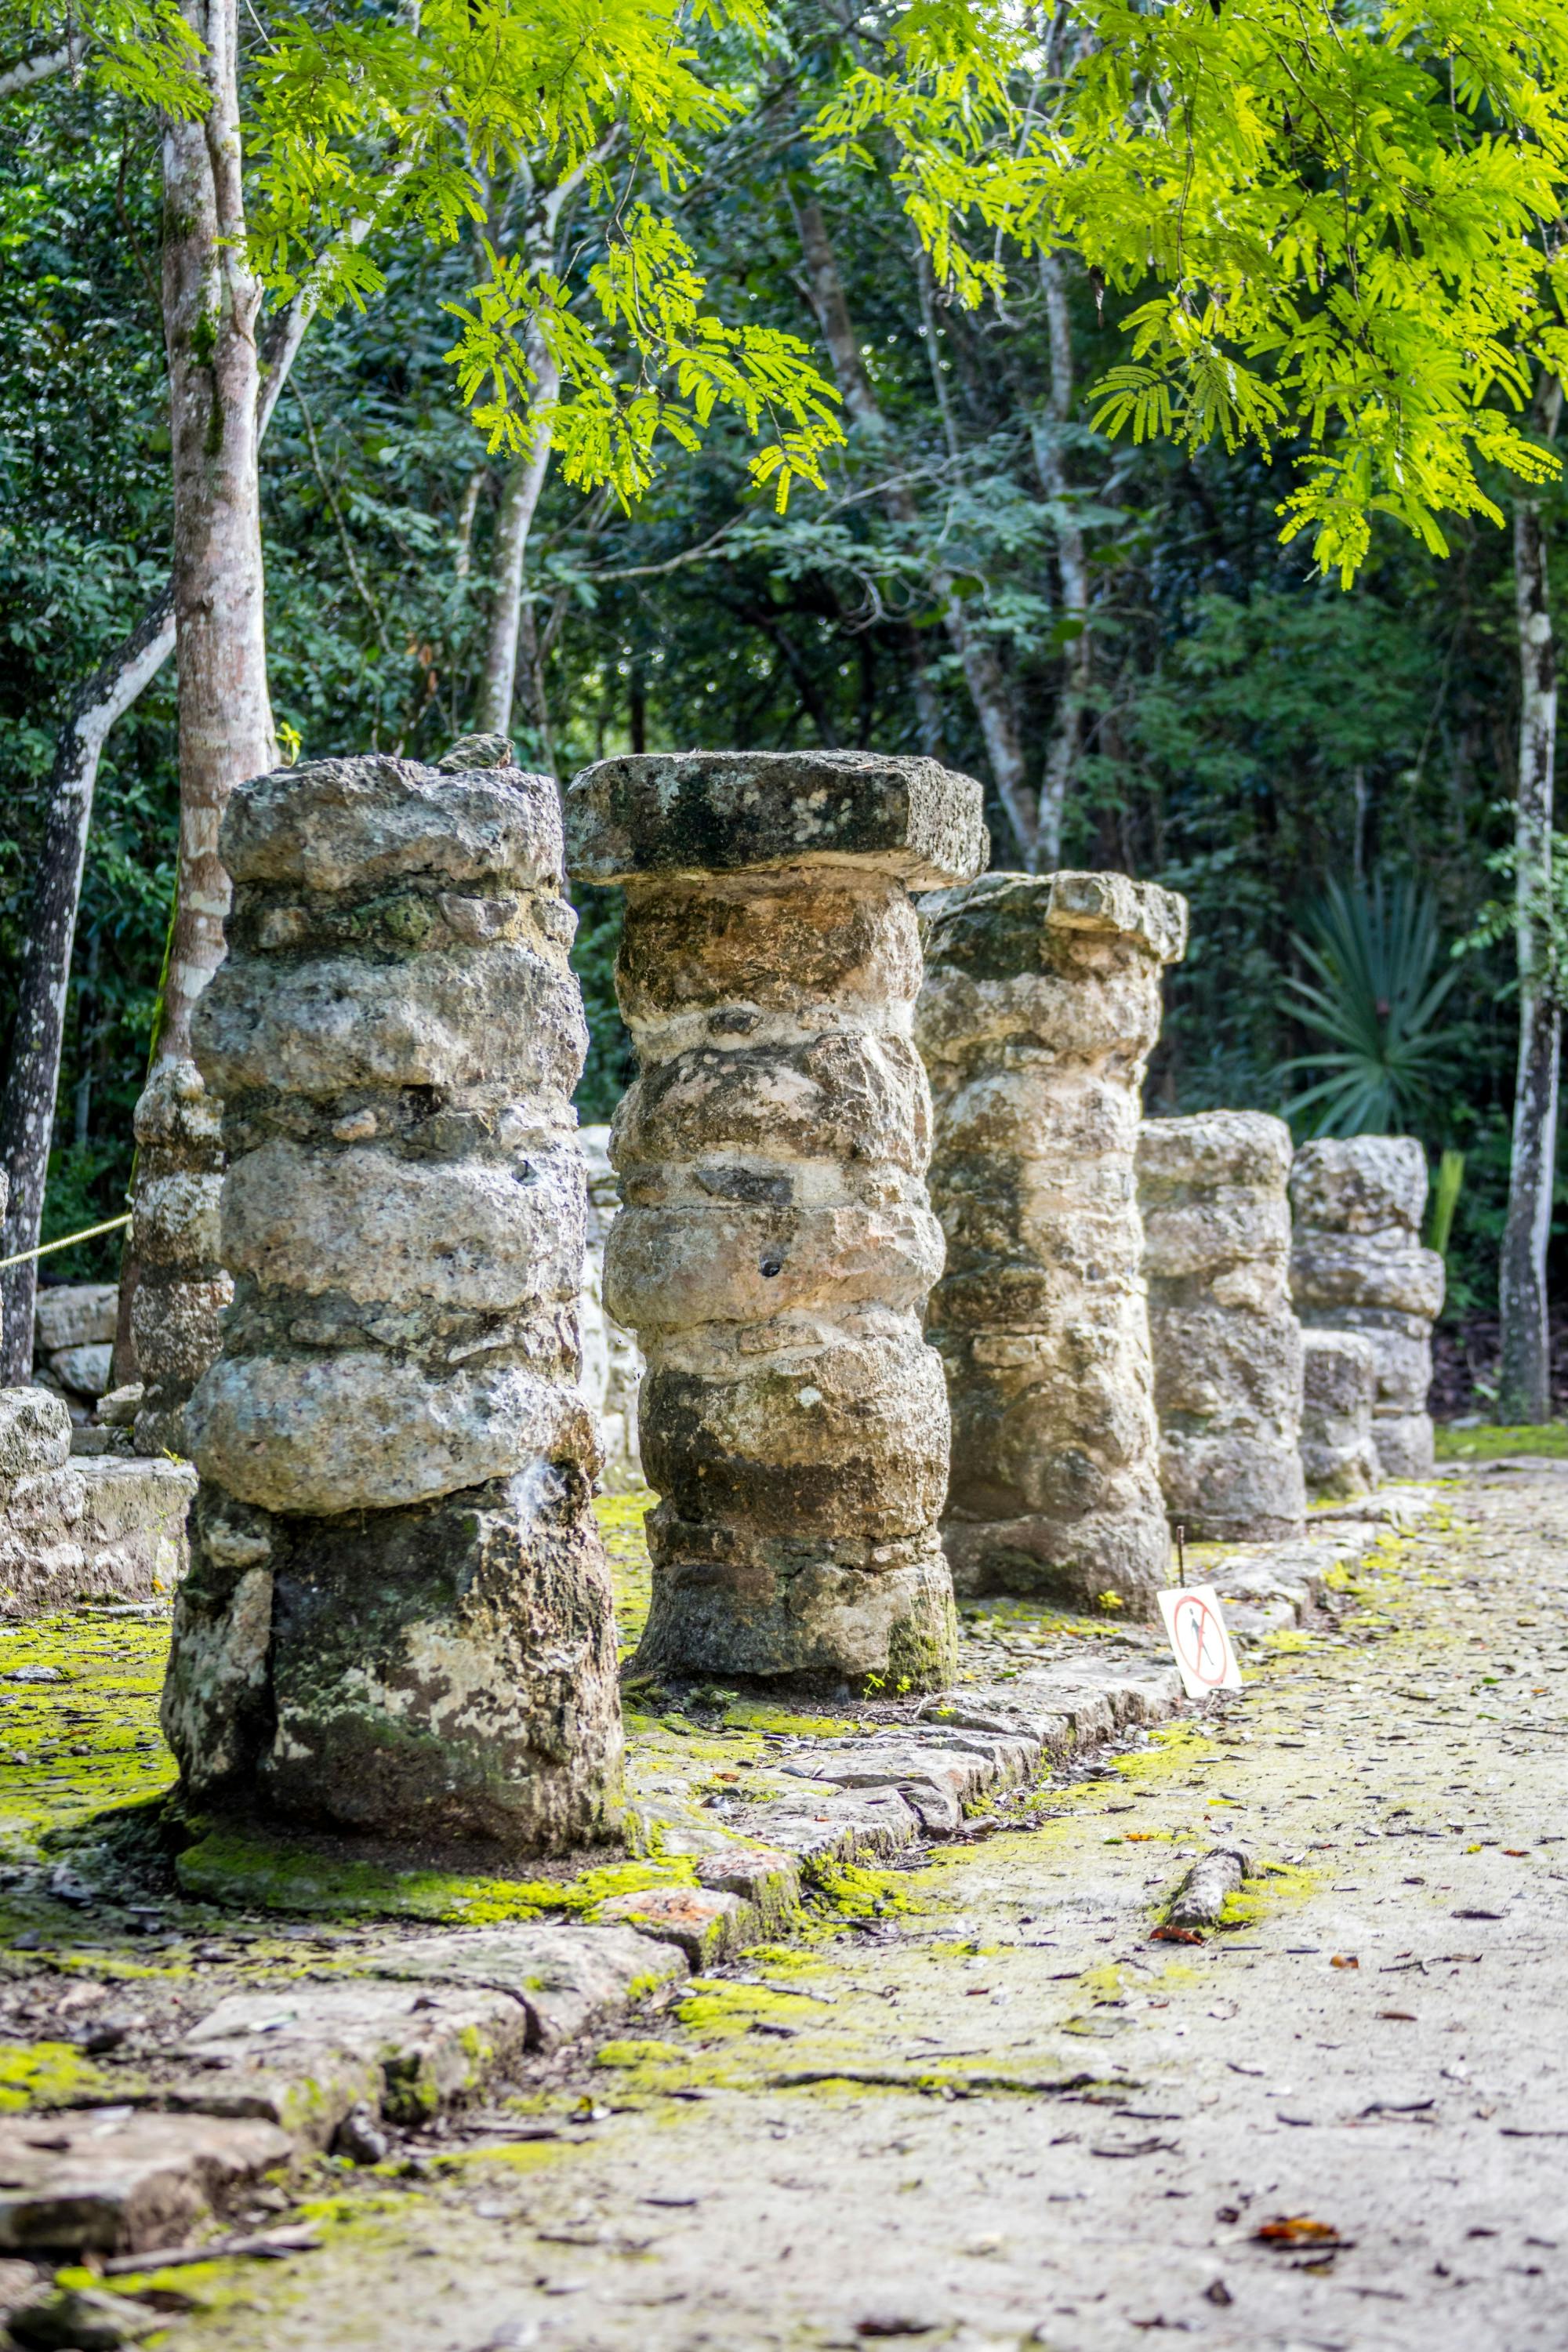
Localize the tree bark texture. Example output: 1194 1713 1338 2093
474 347 561 743
159 0 275 1069
1033 252 1091 873
1500 481 1561 1423
796 198 1035 842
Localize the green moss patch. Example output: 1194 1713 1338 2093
0 2038 133 2111
1434 1421 1568 1461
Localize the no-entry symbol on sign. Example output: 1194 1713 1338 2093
1157 1584 1243 1699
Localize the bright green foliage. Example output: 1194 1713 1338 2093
0 0 203 112
821 0 1568 579
1283 872 1465 1131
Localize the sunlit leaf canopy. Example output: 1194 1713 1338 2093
11 0 1568 564
822 0 1568 580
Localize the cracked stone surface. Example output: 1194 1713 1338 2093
1301 1327 1379 1500
1290 1137 1443 1480
568 750 987 1689
576 1125 643 1493
129 1060 233 1458
167 745 622 1846
80 1456 1566 2352
917 871 1188 1612
1138 1110 1306 1542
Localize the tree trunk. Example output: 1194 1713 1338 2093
1033 252 1091 874
474 343 561 742
158 0 275 1067
0 128 370 1388
0 593 176 1381
1499 435 1562 1424
797 194 1030 855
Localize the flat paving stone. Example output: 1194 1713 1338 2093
0 2109 289 2256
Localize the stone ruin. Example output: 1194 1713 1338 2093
1289 1136 1443 1479
1137 1110 1306 1543
1300 1327 1378 1499
916 871 1187 1612
576 1123 643 1490
566 749 987 1689
161 743 623 1846
129 1059 233 1457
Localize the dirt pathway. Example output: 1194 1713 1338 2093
151 1465 1568 2352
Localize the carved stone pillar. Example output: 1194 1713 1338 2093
916 872 1187 1610
162 743 622 1846
1138 1110 1306 1541
566 750 986 1688
1289 1138 1443 1479
1300 1328 1378 1499
577 1123 644 1492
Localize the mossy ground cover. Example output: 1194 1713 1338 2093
1434 1420 1568 1461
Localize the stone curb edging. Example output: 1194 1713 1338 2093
0 1497 1433 2274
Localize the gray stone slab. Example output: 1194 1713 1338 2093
33 1287 118 1356
0 2109 290 2256
361 1923 688 2054
566 750 987 888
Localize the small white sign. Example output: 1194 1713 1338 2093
1158 1584 1243 1698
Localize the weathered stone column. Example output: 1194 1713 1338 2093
916 872 1187 1610
1289 1138 1443 1479
1300 1328 1378 1499
577 1123 644 1491
1137 1111 1306 1542
130 1061 233 1457
566 750 987 1689
162 744 623 1847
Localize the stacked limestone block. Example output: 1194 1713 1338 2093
163 744 623 1847
1289 1137 1443 1480
1300 1329 1379 1499
916 873 1187 1611
130 1060 234 1456
1137 1112 1306 1542
567 750 987 1689
577 1124 643 1491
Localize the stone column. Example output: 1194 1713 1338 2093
1289 1138 1443 1479
916 872 1187 1611
1137 1111 1306 1543
130 1061 233 1456
162 743 623 1848
577 1124 644 1492
565 749 987 1690
1300 1329 1378 1499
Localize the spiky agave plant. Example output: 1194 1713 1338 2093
1282 873 1463 1136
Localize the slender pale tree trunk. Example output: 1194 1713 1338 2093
1033 252 1091 873
0 596 175 1379
797 197 1035 826
1499 393 1563 1423
159 0 275 1065
474 336 561 740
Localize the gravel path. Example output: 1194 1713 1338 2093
91 1465 1568 2350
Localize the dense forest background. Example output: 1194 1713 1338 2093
2 61 1559 1394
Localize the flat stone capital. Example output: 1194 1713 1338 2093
565 750 988 889
1290 1134 1428 1235
1138 1109 1292 1192
220 755 563 895
921 869 1189 971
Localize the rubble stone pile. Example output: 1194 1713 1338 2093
1289 1136 1443 1479
1138 1110 1306 1542
916 871 1187 1611
568 749 986 1688
163 741 623 1846
1299 1327 1379 1499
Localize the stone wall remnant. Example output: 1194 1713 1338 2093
164 744 623 1847
1137 1110 1306 1542
32 1283 118 1414
1300 1328 1378 1499
577 1124 643 1491
566 749 988 1689
1289 1136 1443 1479
916 871 1187 1610
130 1060 234 1455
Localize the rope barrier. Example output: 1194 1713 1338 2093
0 1211 131 1274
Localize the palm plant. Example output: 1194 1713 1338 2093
1282 873 1463 1136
